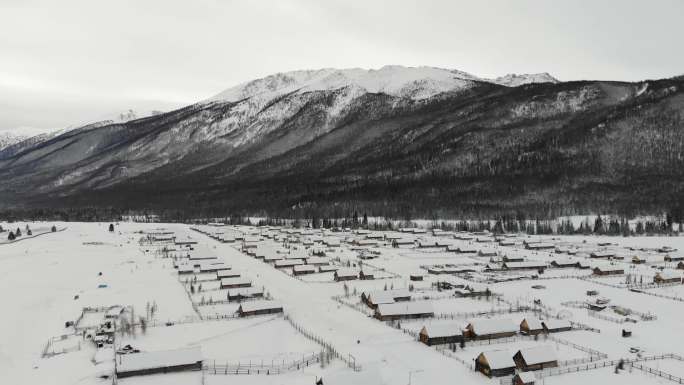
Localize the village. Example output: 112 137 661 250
4 221 684 385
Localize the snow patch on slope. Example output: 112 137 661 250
489 72 559 87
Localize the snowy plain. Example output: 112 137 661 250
3 222 684 384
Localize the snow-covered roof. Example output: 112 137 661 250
220 277 251 286
504 261 547 269
522 318 543 330
227 287 263 297
420 323 464 338
117 346 202 373
305 256 330 265
293 264 316 272
515 371 537 383
468 318 517 335
376 302 433 316
479 349 515 370
274 259 304 267
516 345 557 365
335 268 358 277
239 300 283 313
657 270 682 280
542 319 571 330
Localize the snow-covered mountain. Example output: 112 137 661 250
0 132 28 151
490 72 559 87
4 64 680 218
210 65 557 103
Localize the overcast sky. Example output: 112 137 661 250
2 0 683 134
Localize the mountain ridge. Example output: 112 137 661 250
1 67 682 219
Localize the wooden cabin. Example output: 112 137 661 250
116 346 202 378
542 319 572 333
238 300 283 317
590 251 615 259
519 318 544 335
550 259 580 268
374 302 434 321
503 255 524 263
362 289 411 308
220 277 252 289
419 324 463 346
593 266 624 276
475 350 516 378
654 270 682 284
464 319 517 340
334 268 358 281
513 346 558 371
292 264 316 276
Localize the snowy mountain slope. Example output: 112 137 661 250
1 66 682 217
210 65 553 103
0 132 27 151
489 72 559 87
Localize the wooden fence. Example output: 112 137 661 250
203 352 322 375
283 314 361 371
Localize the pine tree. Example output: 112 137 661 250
8 231 15 241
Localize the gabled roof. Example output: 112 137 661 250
468 318 517 335
239 300 283 313
220 277 251 286
479 349 515 370
515 345 557 365
293 264 316 272
117 346 202 373
420 323 464 338
522 318 543 330
376 302 433 316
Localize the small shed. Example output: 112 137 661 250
410 273 424 281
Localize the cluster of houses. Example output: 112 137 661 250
476 345 559 378
193 225 389 282
418 317 571 347
168 232 282 317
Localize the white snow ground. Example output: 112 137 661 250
4 222 684 385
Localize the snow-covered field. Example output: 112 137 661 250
4 222 684 384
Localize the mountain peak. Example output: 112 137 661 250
210 65 559 103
